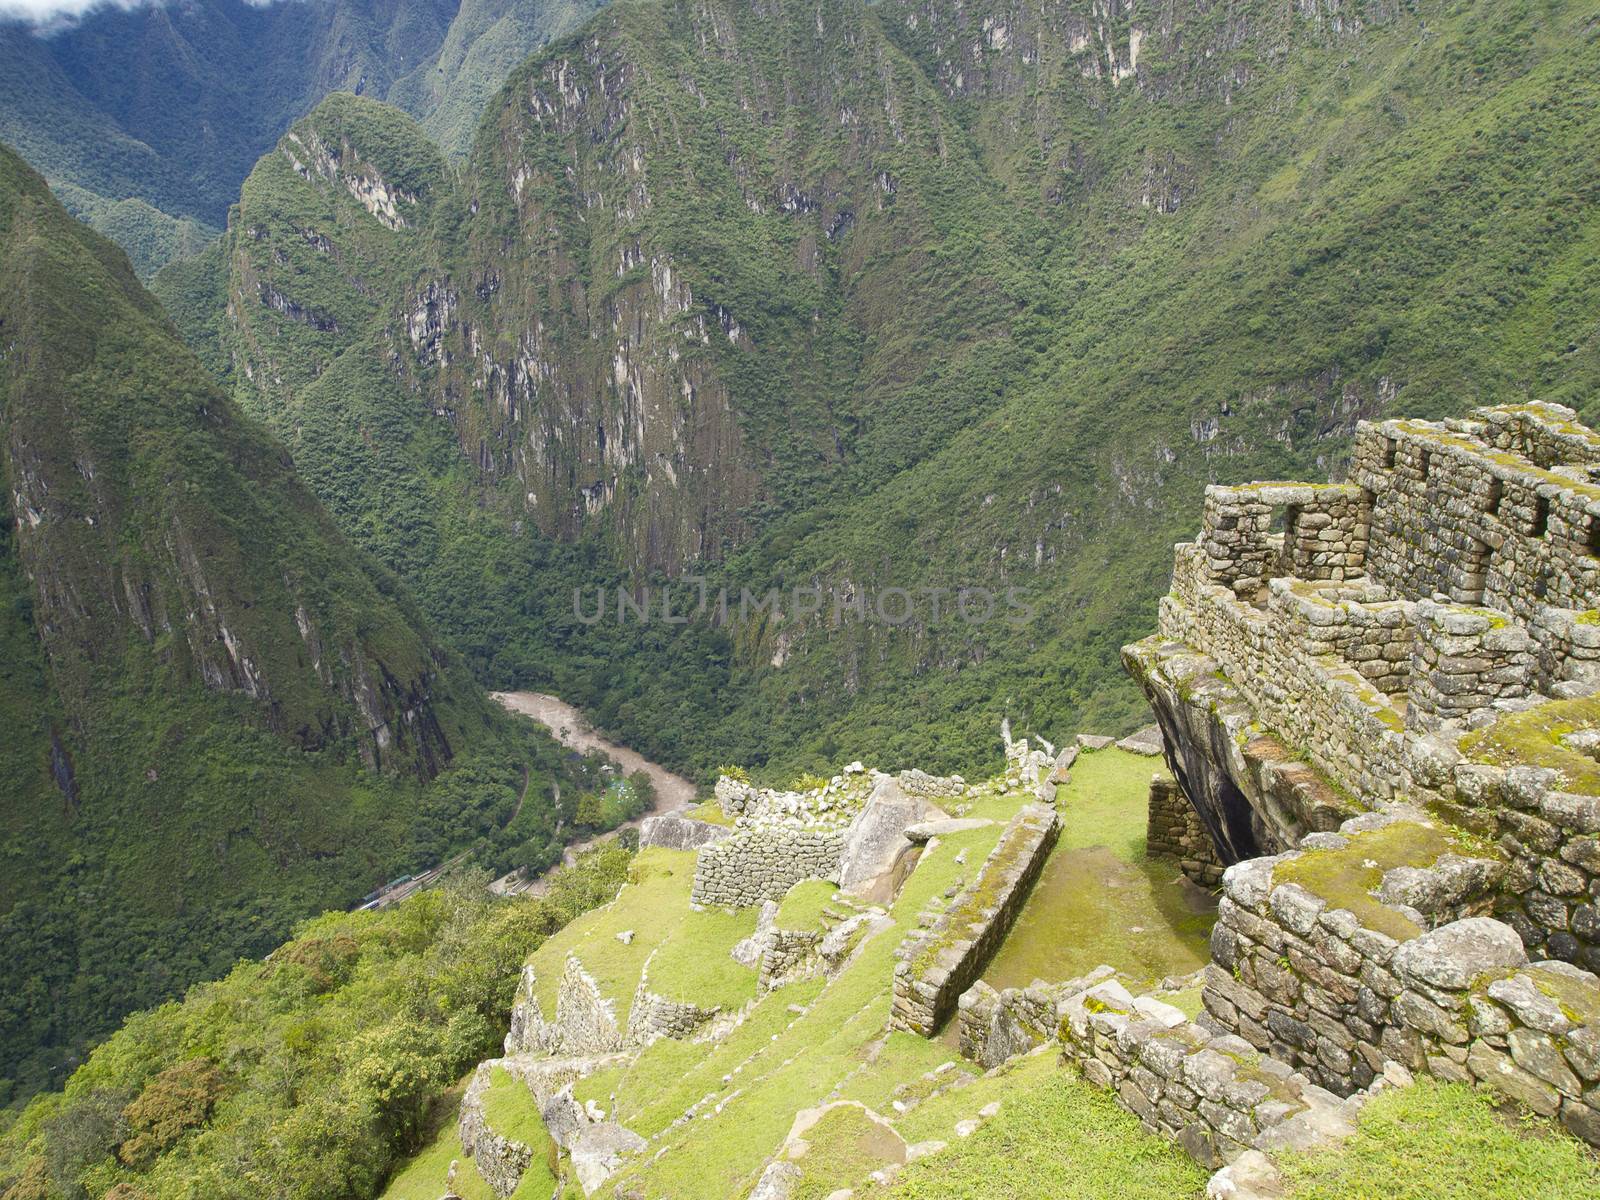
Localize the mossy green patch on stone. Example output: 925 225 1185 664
1459 694 1600 796
1274 821 1466 943
685 799 735 826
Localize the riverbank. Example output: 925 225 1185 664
491 691 699 894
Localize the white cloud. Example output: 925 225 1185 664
2 0 157 27
1 0 282 30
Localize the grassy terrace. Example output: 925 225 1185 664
1282 1079 1600 1200
778 879 841 930
378 1076 558 1200
981 748 1215 992
374 757 1600 1199
524 847 759 1022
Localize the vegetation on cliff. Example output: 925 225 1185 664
0 143 589 1104
0 847 630 1200
0 0 601 275
156 0 1600 793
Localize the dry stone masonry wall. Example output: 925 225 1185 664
890 804 1060 1035
1147 776 1224 887
1109 400 1600 1161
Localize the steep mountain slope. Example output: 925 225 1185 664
0 0 601 275
0 142 580 1104
168 0 1600 784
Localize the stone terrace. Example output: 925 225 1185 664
1103 400 1600 1164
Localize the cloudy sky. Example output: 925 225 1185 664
2 0 279 26
3 0 153 23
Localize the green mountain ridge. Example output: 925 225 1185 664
164 0 1600 788
0 0 603 276
0 142 585 1104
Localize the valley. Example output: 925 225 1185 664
493 692 698 812
2 0 1600 1196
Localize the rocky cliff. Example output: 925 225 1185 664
163 0 1600 782
0 140 552 1099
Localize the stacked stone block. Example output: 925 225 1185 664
1464 755 1600 971
1058 977 1361 1169
1406 602 1535 732
627 964 721 1044
958 965 1116 1068
1202 811 1506 1092
1150 551 1412 804
890 804 1060 1035
689 827 846 907
1198 482 1369 601
758 927 822 990
1529 606 1600 692
1352 403 1600 623
1147 776 1224 886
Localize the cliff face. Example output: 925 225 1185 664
167 0 1600 779
0 140 544 1098
2 141 461 775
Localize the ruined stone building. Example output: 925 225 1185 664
1115 400 1600 1149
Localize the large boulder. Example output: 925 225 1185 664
836 777 944 900
639 811 730 851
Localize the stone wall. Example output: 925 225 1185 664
958 965 1116 1068
759 927 822 991
1199 482 1369 600
1058 976 1368 1170
1152 548 1412 806
1352 405 1600 621
626 955 721 1044
1126 636 1365 863
458 1061 543 1197
504 955 626 1058
690 826 847 907
1407 602 1535 732
1195 805 1600 1146
890 804 1060 1035
1202 808 1502 1092
1147 777 1224 887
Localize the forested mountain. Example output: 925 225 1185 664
0 0 599 275
162 0 1600 787
0 143 583 1103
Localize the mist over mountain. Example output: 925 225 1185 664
0 0 599 273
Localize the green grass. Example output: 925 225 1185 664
777 880 841 930
685 799 735 827
1282 1080 1600 1200
1055 748 1171 856
789 1104 907 1200
481 1067 554 1155
525 847 758 1022
378 1087 558 1200
597 822 1008 1197
646 905 762 1012
980 748 1213 992
862 1052 1207 1199
378 1124 500 1200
